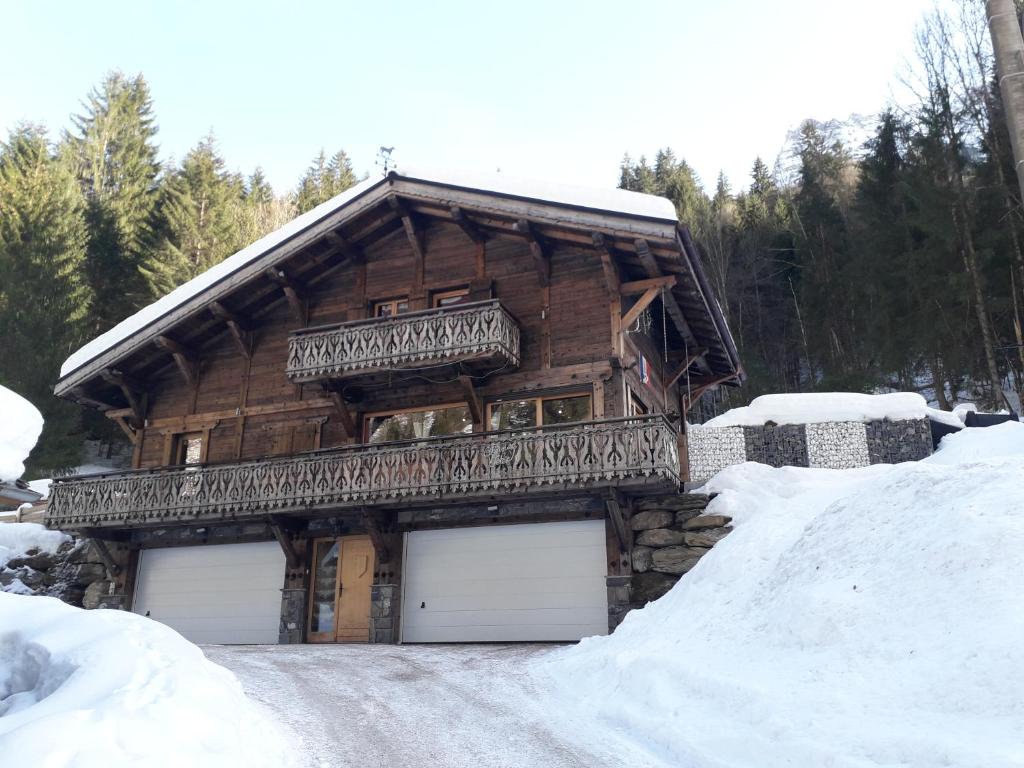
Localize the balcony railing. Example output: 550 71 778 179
286 299 520 383
45 415 680 530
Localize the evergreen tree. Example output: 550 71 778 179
295 149 358 213
142 134 246 295
238 167 295 246
0 125 91 474
64 71 160 332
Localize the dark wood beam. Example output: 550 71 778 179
619 275 676 295
635 239 703 362
360 509 391 564
209 301 253 359
605 491 631 554
514 219 549 287
89 538 122 579
264 267 308 325
107 413 140 445
323 386 357 439
665 349 709 390
267 516 300 569
592 232 620 295
680 372 740 412
389 197 426 289
100 369 147 426
154 335 198 389
458 375 483 427
621 285 662 331
450 206 487 244
323 230 365 264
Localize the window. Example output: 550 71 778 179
628 390 649 417
373 298 410 318
488 393 592 431
431 288 470 309
365 404 474 443
174 432 204 465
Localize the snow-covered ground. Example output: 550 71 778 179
0 592 298 767
538 422 1024 768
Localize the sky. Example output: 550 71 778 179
1 0 941 195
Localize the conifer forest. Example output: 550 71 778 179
2 1 1022 474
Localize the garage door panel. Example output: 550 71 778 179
402 520 608 643
133 542 285 645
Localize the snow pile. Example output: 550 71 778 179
539 422 1024 767
0 523 68 571
702 391 932 428
0 593 298 767
0 386 43 482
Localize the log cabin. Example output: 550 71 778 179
45 168 743 644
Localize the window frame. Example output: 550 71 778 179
430 287 471 309
485 390 594 432
627 388 650 417
371 297 410 318
362 401 473 443
173 431 206 466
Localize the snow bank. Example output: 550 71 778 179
0 593 298 767
0 523 68 570
539 422 1024 768
0 386 43 482
702 391 931 427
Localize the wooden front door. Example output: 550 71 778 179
307 535 375 643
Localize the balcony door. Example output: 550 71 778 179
307 535 375 643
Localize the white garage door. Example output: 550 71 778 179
133 541 285 644
401 520 608 643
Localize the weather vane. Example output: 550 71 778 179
377 146 395 177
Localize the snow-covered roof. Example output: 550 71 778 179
0 385 43 482
699 392 944 428
58 167 679 386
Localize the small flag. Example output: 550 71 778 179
638 353 649 384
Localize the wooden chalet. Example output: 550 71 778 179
45 168 742 644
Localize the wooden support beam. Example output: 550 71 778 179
389 197 425 289
604 491 631 554
592 232 620 294
621 285 662 331
70 387 117 411
264 267 308 325
450 206 487 244
360 510 391 564
210 301 254 359
108 413 140 445
267 516 300 570
101 369 147 426
619 275 676 295
458 375 483 427
154 336 198 389
323 386 357 439
665 349 709 390
322 230 365 264
89 538 122 579
680 372 740 412
514 219 549 287
635 239 702 358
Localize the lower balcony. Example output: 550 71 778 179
45 415 680 530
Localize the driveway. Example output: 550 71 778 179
204 644 662 768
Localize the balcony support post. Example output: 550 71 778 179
604 490 632 555
268 515 301 570
323 385 357 440
360 509 392 564
458 375 484 429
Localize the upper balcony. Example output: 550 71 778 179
286 299 520 384
45 415 680 531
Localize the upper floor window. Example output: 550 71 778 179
174 432 204 465
487 392 592 431
365 403 474 443
373 297 410 318
628 389 649 417
431 288 470 309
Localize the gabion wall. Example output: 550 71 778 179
688 418 932 484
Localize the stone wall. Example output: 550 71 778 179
0 537 117 608
628 493 732 609
689 418 933 483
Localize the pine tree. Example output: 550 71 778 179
64 71 160 332
295 148 358 214
0 125 92 474
238 167 295 246
141 134 246 296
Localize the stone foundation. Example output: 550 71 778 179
626 493 732 609
279 588 306 644
370 583 399 643
0 537 118 608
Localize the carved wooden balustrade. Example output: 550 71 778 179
46 415 680 530
286 299 520 383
